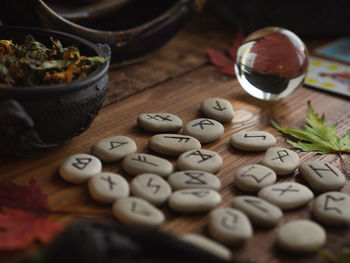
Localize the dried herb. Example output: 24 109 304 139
0 35 106 87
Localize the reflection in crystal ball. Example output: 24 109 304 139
235 27 309 100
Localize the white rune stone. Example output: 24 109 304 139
180 233 232 260
148 134 201 156
168 188 221 213
231 196 283 227
59 153 102 184
130 173 172 206
208 207 253 245
137 113 183 132
200 98 234 122
313 191 350 226
112 197 165 227
168 170 221 191
277 220 326 253
122 153 174 177
260 147 300 176
258 182 313 210
88 172 129 203
299 161 345 192
234 164 277 193
91 135 137 162
183 118 224 144
177 149 223 173
230 130 276 151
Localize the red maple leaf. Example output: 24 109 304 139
0 179 49 214
206 28 245 76
0 179 64 250
0 208 63 250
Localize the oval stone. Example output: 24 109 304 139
137 113 182 132
313 191 350 226
277 220 326 253
59 153 102 184
177 149 223 173
230 130 276 151
181 233 232 260
91 135 137 162
258 182 314 210
112 197 165 227
208 207 253 245
260 147 300 176
231 196 283 227
299 161 345 192
168 170 221 191
168 188 221 213
122 153 174 177
130 173 172 206
183 118 224 144
200 98 234 122
88 172 129 203
234 164 276 193
148 134 201 156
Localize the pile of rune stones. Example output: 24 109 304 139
59 98 350 260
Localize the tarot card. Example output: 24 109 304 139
305 56 350 97
316 38 350 64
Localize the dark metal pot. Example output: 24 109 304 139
0 26 111 157
0 0 197 63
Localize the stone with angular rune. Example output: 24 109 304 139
88 172 129 203
177 149 223 173
122 153 174 177
181 233 232 260
277 220 326 253
231 196 283 227
208 207 253 245
137 113 182 132
260 147 300 175
112 197 165 227
130 173 172 206
258 182 313 210
299 161 345 192
168 188 221 213
91 136 137 162
230 130 276 151
148 134 201 156
234 164 276 193
168 170 221 191
313 191 350 226
59 153 102 184
183 118 224 144
200 98 234 122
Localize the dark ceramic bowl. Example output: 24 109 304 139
0 26 110 157
0 0 197 63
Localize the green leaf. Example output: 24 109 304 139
271 102 350 155
335 248 350 263
319 248 350 263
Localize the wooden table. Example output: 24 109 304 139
1 10 350 263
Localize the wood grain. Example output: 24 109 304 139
1 65 350 263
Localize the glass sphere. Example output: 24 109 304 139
235 27 309 100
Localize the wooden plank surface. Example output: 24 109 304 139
1 9 350 263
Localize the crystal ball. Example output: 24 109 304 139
235 27 309 100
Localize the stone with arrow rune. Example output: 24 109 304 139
200 98 234 122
